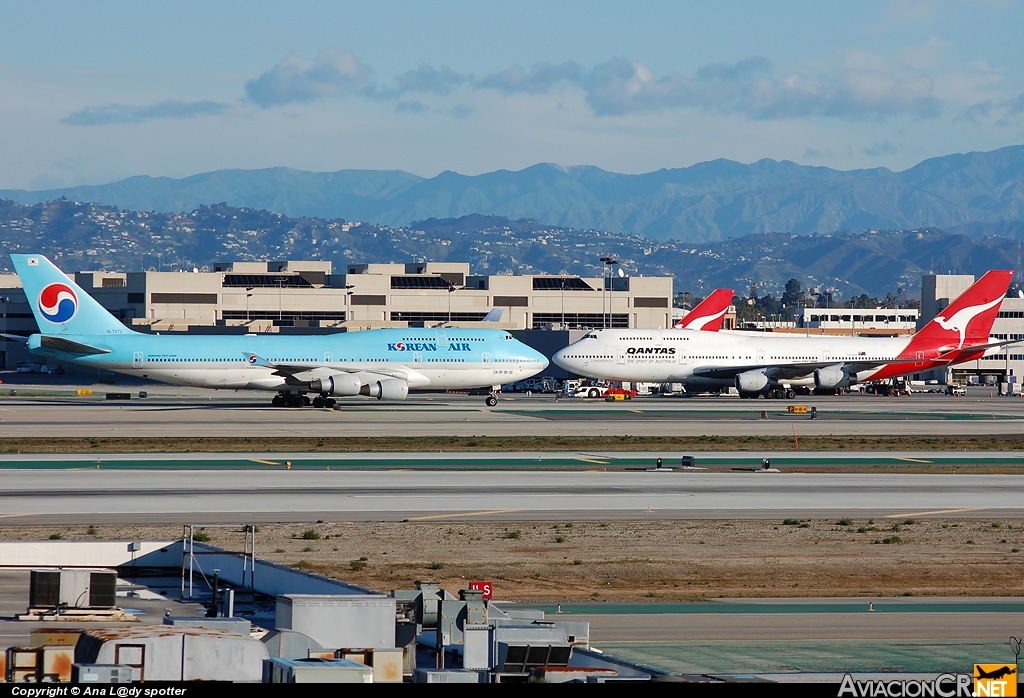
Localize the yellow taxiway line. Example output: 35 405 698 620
408 510 521 521
885 507 985 518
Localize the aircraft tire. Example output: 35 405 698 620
786 389 796 399
272 395 285 408
486 395 498 407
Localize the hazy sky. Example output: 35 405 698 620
3 0 1024 189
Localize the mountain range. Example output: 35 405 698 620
4 145 1024 243
1 198 1021 299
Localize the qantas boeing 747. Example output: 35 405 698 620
553 271 1015 399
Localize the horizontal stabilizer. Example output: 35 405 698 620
935 337 1024 363
40 335 111 355
0 333 28 344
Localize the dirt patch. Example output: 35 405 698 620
9 518 1024 602
3 434 1024 453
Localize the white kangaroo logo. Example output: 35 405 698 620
934 296 1003 349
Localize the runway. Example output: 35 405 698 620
3 390 1024 438
3 387 1022 678
1 470 1022 523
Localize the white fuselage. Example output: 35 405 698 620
553 328 911 387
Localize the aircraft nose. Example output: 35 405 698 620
552 346 570 370
532 348 550 371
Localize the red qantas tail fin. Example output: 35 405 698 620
900 270 1013 359
675 289 734 331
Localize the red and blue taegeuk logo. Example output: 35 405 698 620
38 283 78 323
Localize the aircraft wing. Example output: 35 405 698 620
691 357 933 381
242 353 412 382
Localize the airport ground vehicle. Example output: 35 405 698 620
945 385 967 396
864 378 911 396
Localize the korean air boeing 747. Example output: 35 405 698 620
554 271 1014 399
11 254 548 407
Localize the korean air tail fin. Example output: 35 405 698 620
901 270 1013 357
675 289 734 331
11 254 136 336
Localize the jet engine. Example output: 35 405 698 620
734 370 769 393
360 378 409 401
814 365 857 389
308 373 362 396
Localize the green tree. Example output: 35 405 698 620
781 278 803 308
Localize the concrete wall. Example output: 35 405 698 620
0 541 177 568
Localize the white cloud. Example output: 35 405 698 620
478 62 583 94
393 64 472 96
578 56 942 121
61 100 230 126
244 48 372 107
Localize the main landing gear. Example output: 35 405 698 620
271 393 336 408
738 388 797 400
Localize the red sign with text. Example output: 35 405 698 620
469 581 492 600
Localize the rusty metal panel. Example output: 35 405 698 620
30 629 83 648
41 646 74 682
368 648 404 683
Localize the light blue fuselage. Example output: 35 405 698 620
28 327 546 392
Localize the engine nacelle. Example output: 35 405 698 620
814 365 857 389
735 370 769 393
309 374 362 396
360 378 409 401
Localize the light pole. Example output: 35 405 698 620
245 287 253 323
1 297 8 367
277 277 284 323
560 275 565 328
600 257 617 329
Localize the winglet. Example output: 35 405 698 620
482 308 504 322
242 352 272 367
